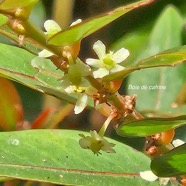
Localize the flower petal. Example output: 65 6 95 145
79 137 91 149
86 58 100 68
101 145 116 153
64 86 74 94
70 19 82 26
38 49 54 58
90 130 102 140
74 94 88 114
93 40 106 59
93 68 109 78
139 171 158 182
110 64 125 73
112 48 129 63
80 78 90 88
159 178 170 185
172 139 185 147
44 20 61 36
76 60 91 76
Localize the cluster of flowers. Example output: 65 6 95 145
37 20 185 185
38 19 130 115
36 19 130 156
37 21 185 186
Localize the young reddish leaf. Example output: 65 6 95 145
31 107 54 129
0 77 23 131
48 0 154 46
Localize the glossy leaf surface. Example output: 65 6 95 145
48 0 154 46
0 43 92 107
117 115 186 137
0 14 7 26
0 0 38 10
0 130 159 186
103 45 186 81
151 144 186 177
124 6 186 116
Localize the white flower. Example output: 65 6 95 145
44 20 61 38
172 139 184 147
140 171 158 182
38 49 54 58
61 60 91 114
38 20 61 58
79 130 116 155
38 19 82 58
86 40 129 78
140 171 170 185
70 19 82 26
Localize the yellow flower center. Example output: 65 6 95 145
72 85 85 93
90 140 104 154
102 54 115 70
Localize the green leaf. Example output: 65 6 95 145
0 14 7 26
151 144 186 177
48 0 153 46
0 130 159 185
0 25 41 54
147 5 183 55
0 43 93 107
0 0 38 10
122 6 186 115
117 115 186 137
103 6 184 82
111 25 151 67
103 45 186 81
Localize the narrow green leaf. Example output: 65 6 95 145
0 43 93 107
148 5 183 55
48 0 154 46
111 26 151 67
0 14 7 26
103 6 184 82
117 115 186 137
151 144 186 177
121 6 186 116
0 0 38 10
0 130 159 186
103 45 186 81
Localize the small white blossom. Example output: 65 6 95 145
38 20 61 58
172 139 184 147
38 49 54 58
86 40 129 78
140 171 170 185
38 19 82 58
44 20 61 38
79 130 116 155
70 19 82 26
61 60 91 114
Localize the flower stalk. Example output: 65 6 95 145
98 112 118 136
